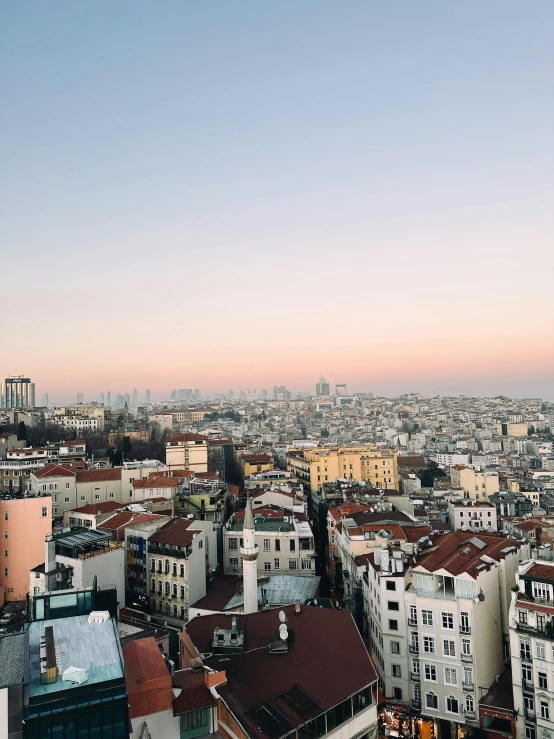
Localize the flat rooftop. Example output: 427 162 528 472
28 615 124 698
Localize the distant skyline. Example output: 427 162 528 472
1 2 553 398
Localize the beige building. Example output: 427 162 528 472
165 433 208 473
286 446 399 492
496 421 528 437
449 465 499 501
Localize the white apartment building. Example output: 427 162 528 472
53 415 100 432
510 560 554 739
447 500 498 532
363 532 527 738
223 506 315 577
434 453 471 467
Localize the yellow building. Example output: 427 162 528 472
241 454 274 480
496 421 528 437
285 446 399 492
165 433 208 473
450 465 500 500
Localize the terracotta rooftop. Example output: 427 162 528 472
185 605 377 739
166 433 208 443
70 501 123 515
172 669 215 715
35 464 77 479
76 468 121 483
415 532 522 578
328 503 374 520
523 563 554 583
98 512 162 533
149 517 201 547
123 636 170 692
132 476 182 489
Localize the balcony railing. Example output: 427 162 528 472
411 699 421 711
409 644 419 654
524 708 536 721
517 622 554 639
461 653 473 663
464 709 477 721
521 652 533 664
460 624 471 635
462 680 474 692
522 678 534 692
408 617 418 627
411 672 421 682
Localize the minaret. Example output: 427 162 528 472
240 497 259 614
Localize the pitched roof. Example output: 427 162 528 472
172 669 215 715
122 637 170 693
98 512 162 532
415 532 521 578
166 433 208 443
76 468 121 483
132 476 182 489
523 563 554 583
148 518 200 546
71 501 123 515
35 464 77 479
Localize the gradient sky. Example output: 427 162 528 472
1 2 553 402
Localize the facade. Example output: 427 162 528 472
316 376 330 395
124 517 171 608
447 500 498 532
1 377 35 409
286 446 399 492
223 505 315 578
450 465 500 500
30 466 123 518
510 560 554 739
0 497 52 603
490 491 534 519
0 432 25 458
147 517 217 620
166 433 208 473
1 447 55 493
497 421 529 437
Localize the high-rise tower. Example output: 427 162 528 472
240 497 259 614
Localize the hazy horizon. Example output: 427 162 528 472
2 2 553 396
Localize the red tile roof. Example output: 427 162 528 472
166 433 208 443
133 476 182 489
71 501 123 515
328 503 374 520
76 468 121 483
98 512 162 534
523 563 554 583
149 517 200 546
35 464 77 479
123 636 171 691
415 532 522 578
172 670 215 715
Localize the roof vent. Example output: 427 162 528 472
88 610 110 624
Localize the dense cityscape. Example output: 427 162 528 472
0 374 553 739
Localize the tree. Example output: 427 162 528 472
122 436 133 461
528 425 535 436
418 461 447 488
17 421 27 441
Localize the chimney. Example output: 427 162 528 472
45 534 56 584
205 670 227 690
380 546 390 575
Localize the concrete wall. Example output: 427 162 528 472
128 709 179 739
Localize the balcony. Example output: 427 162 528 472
522 678 534 692
411 699 421 711
460 624 471 635
408 617 418 627
521 652 533 664
411 672 421 682
464 709 477 721
516 622 554 639
462 680 475 692
524 708 536 722
461 653 473 663
409 644 419 654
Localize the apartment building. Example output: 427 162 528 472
450 465 500 500
447 500 498 532
0 497 51 603
497 421 529 437
124 516 171 608
0 447 56 492
286 446 399 492
510 560 554 739
0 432 25 458
30 466 123 517
147 517 217 620
223 506 315 577
165 433 208 473
0 376 35 408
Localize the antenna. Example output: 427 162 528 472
279 610 286 623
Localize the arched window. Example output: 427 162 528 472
425 692 438 710
180 586 185 599
465 695 474 713
414 684 421 700
165 581 170 596
446 695 459 714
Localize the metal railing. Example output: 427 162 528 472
409 644 419 654
460 624 471 635
522 678 534 692
408 617 418 627
411 699 421 710
462 680 474 692
410 672 421 682
461 653 473 663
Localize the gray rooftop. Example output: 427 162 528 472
225 574 320 610
53 529 111 549
28 615 123 697
0 633 26 688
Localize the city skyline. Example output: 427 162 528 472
2 2 553 401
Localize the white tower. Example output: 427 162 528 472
240 497 259 614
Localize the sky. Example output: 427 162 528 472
1 2 553 402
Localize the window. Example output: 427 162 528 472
423 636 435 654
109 492 114 498
422 609 433 626
424 664 436 681
412 658 420 674
443 640 456 657
391 641 400 655
446 696 459 714
539 672 548 689
462 639 471 657
165 582 170 595
274 558 280 570
34 586 40 594
198 540 203 549
66 482 70 488
456 579 476 599
522 664 532 682
151 560 155 571
4 568 7 577
445 668 457 685
180 564 185 577
173 563 177 576
537 643 546 660
465 694 474 713
229 557 239 567
4 550 7 558
393 687 402 700
165 560 170 574
442 612 454 630
264 562 271 572
3 531 6 539
80 496 86 501
264 539 271 552
180 586 185 599
275 539 281 551
525 727 536 739
533 582 549 600
392 665 401 678
389 620 398 631
521 640 531 659
290 540 296 552
64 497 70 503
388 601 399 611
386 581 396 591
173 584 177 597
289 559 298 570
541 701 550 720
94 494 100 501
426 692 438 710
409 605 417 624
229 538 238 550
41 506 48 517
301 559 312 570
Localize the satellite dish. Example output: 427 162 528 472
478 592 485 602
279 610 286 623
279 625 288 641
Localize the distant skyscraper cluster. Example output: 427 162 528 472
0 376 36 409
